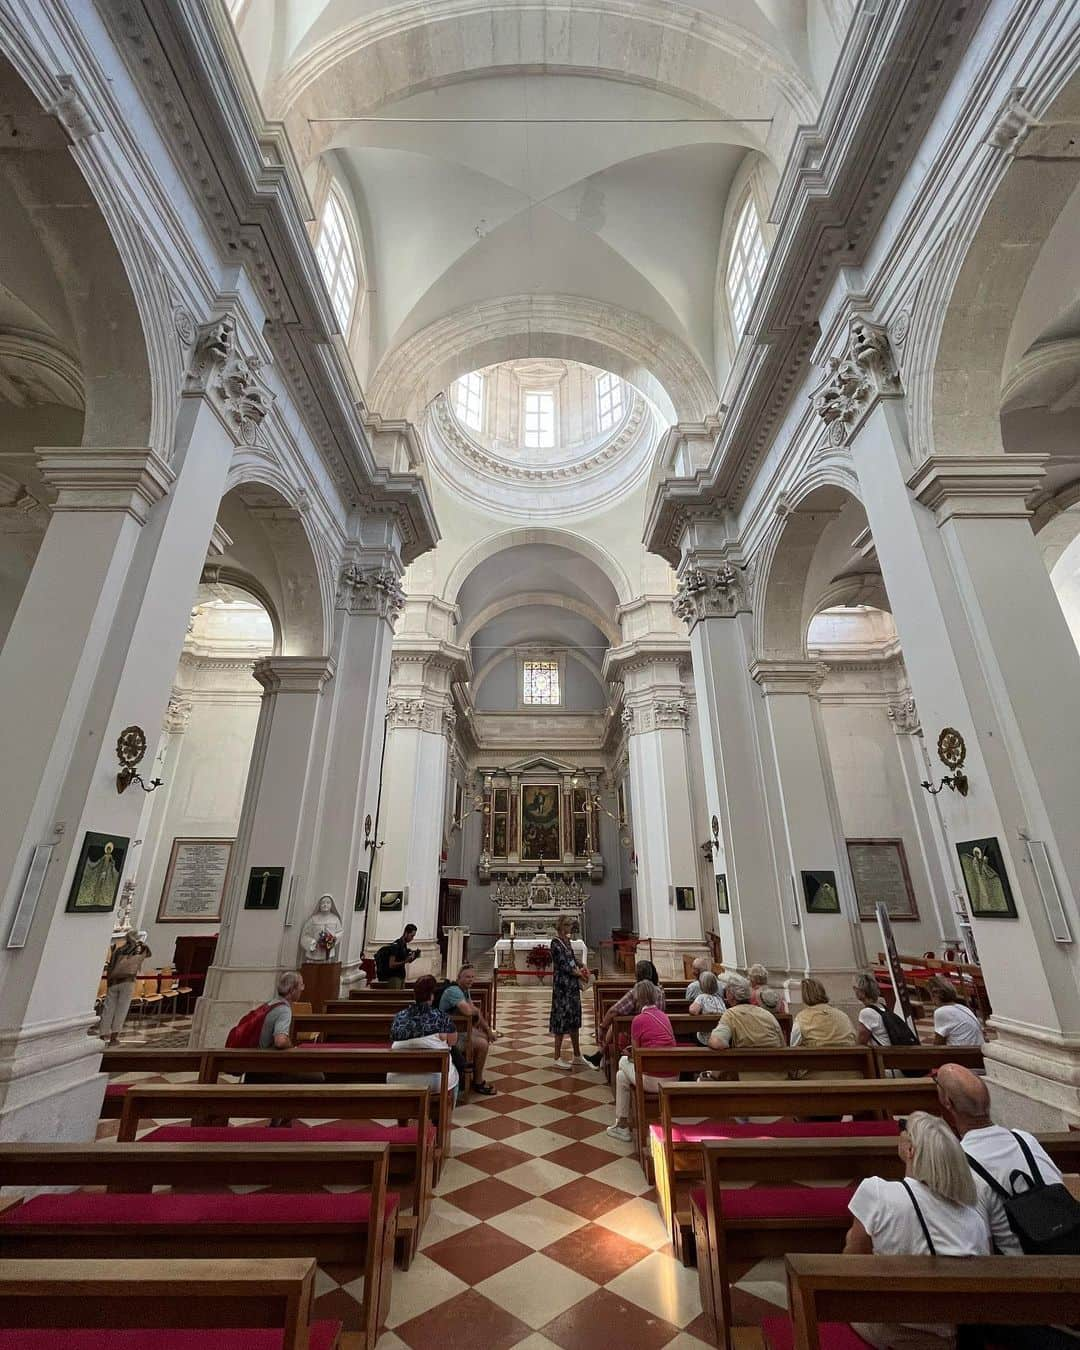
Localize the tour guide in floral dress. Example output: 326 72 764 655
549 913 590 1069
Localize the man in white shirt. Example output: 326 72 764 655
926 975 985 1046
935 1063 1062 1255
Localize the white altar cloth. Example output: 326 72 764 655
494 938 587 980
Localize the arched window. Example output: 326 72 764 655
596 371 624 433
726 195 768 336
453 371 484 431
314 189 359 332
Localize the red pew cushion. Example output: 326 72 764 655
103 1083 130 1097
689 1186 706 1215
718 1184 855 1221
762 1316 872 1349
0 1191 399 1226
0 1324 341 1350
144 1122 437 1146
650 1120 899 1144
297 1042 388 1049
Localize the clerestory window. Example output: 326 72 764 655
523 659 560 705
523 391 555 450
453 371 485 431
596 371 624 433
315 188 359 331
726 196 768 336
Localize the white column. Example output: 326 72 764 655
192 656 335 1045
824 316 1080 1123
750 659 866 989
370 645 468 977
608 648 706 977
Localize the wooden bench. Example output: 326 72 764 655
293 1010 476 1099
116 1082 432 1267
631 1046 877 1178
0 1142 394 1347
97 1048 205 1119
346 979 496 1028
870 1044 984 1075
769 1253 1080 1350
199 1045 453 1183
0 1256 341 1349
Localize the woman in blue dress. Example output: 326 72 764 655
549 914 589 1069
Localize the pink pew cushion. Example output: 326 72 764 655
650 1120 900 1144
0 1324 341 1350
144 1122 437 1146
0 1191 399 1227
690 1186 706 1215
297 1042 389 1049
103 1083 130 1097
717 1184 855 1222
762 1316 872 1349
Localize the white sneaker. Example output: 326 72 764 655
606 1124 632 1142
555 1057 574 1070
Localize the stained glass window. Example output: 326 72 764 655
315 189 359 331
596 371 624 432
726 196 768 336
523 391 555 449
453 371 484 430
523 659 560 705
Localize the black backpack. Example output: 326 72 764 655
879 1006 919 1047
373 944 395 981
966 1131 1080 1254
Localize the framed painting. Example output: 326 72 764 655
674 885 696 911
715 873 729 915
802 870 841 914
520 783 561 861
354 870 369 912
846 838 918 921
66 832 129 914
379 889 404 912
158 838 232 923
244 866 284 911
956 837 1018 918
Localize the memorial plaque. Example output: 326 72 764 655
846 838 918 921
157 837 233 923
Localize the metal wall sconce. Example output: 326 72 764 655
115 726 163 794
921 727 969 797
363 813 384 854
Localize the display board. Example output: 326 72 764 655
157 837 233 923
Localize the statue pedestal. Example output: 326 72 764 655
300 961 341 1013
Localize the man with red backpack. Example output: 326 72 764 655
226 971 305 1052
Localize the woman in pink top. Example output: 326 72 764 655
607 981 676 1142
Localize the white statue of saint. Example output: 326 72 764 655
298 894 343 964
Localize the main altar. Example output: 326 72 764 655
491 866 590 978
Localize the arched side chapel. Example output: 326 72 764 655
0 0 1078 1159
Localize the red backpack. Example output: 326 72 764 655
225 999 284 1049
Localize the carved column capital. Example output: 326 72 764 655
185 314 275 447
36 447 174 525
811 316 902 447
335 563 406 625
672 562 748 629
623 696 689 735
253 655 335 694
886 694 921 736
750 659 828 696
163 692 193 733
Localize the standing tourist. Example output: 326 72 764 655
98 928 151 1045
550 914 589 1069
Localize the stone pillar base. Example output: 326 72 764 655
0 1015 106 1142
191 964 285 1048
983 1022 1080 1130
638 939 709 981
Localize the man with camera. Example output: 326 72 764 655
374 923 421 987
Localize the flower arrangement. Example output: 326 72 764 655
526 945 553 980
317 928 338 957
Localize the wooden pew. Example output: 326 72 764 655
346 979 496 1028
199 1045 452 1183
630 1045 870 1177
116 1083 432 1267
644 1048 879 1223
97 1047 204 1119
0 1142 393 1347
293 1009 476 1098
774 1253 1080 1350
0 1257 339 1349
871 1044 983 1075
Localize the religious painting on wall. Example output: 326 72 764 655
66 831 129 914
379 889 404 912
674 885 696 911
491 787 509 858
354 871 369 912
956 837 1018 918
452 781 464 830
715 873 729 915
572 786 590 857
520 783 561 861
157 838 233 922
846 839 918 921
244 866 284 911
802 870 841 914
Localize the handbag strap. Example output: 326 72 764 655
901 1179 937 1255
965 1151 1009 1200
1009 1131 1044 1191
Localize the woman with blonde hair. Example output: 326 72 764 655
549 914 590 1069
790 976 857 1048
844 1112 990 1347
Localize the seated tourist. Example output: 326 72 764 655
242 971 314 1119
757 985 783 1016
748 962 787 1014
853 970 892 1046
844 1111 991 1349
688 970 727 1045
790 977 857 1048
606 981 676 1143
583 959 665 1068
926 975 985 1047
685 954 711 1002
438 962 497 1095
387 974 460 1102
707 972 785 1049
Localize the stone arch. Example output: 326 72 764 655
217 469 332 656
459 591 622 648
472 647 608 702
443 526 633 609
367 294 716 426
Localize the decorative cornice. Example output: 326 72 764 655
0 328 83 411
253 655 335 694
672 563 748 628
810 317 902 448
907 454 1047 523
750 659 828 696
185 314 275 447
386 695 457 738
985 87 1039 154
335 563 406 624
35 447 174 525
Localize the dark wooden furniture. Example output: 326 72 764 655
171 933 217 1006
